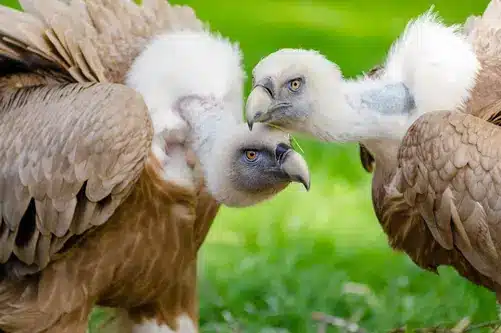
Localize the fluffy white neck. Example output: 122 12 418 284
309 9 480 144
308 80 416 142
125 29 245 189
173 95 237 165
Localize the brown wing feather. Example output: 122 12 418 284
0 0 203 84
0 82 153 277
463 0 501 114
374 1 501 294
386 110 501 290
0 56 73 92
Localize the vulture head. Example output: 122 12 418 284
245 10 480 144
197 121 310 207
126 29 310 207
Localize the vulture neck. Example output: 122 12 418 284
312 80 416 143
123 29 245 197
176 96 237 186
185 103 229 162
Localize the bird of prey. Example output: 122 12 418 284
244 3 501 301
0 0 310 332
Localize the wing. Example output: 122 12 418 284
463 0 501 114
390 109 501 285
0 0 203 84
0 82 153 278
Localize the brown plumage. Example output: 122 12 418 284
0 153 202 331
244 0 501 300
0 0 311 332
360 2 501 296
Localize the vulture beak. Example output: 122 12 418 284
277 144 310 191
246 78 275 131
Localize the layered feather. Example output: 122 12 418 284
0 0 207 276
0 83 152 277
0 1 224 331
373 0 501 294
0 0 203 83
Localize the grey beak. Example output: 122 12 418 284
279 148 311 191
246 78 275 131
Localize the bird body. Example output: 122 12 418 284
246 1 501 299
0 0 311 332
364 1 501 295
1 156 210 331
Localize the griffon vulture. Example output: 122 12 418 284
0 0 311 332
245 2 501 301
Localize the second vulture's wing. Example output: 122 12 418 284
0 82 153 278
386 108 501 290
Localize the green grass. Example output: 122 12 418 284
0 0 497 332
197 181 496 332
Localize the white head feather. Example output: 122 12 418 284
125 28 310 206
127 29 245 133
382 10 479 113
246 9 480 143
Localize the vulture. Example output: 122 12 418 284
245 2 501 300
0 0 311 332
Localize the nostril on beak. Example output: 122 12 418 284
263 86 273 98
254 111 263 120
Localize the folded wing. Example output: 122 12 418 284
393 109 501 286
0 82 153 277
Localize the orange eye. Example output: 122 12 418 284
245 150 258 161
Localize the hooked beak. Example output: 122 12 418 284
246 78 276 131
278 148 311 191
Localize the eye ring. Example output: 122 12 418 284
288 78 302 92
245 150 259 162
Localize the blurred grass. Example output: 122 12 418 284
0 0 497 332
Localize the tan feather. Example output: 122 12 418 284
0 0 203 85
0 82 152 274
0 155 211 332
0 1 249 332
352 1 501 298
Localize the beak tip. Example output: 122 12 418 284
247 120 254 131
304 182 310 191
279 150 311 192
300 178 310 191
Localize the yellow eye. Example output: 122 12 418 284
245 150 258 161
288 78 302 92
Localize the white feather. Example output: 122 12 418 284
126 29 245 132
249 9 480 143
382 8 480 115
125 29 245 188
132 314 197 333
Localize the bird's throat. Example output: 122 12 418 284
175 96 228 164
339 80 417 142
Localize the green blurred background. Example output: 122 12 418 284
0 0 496 332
